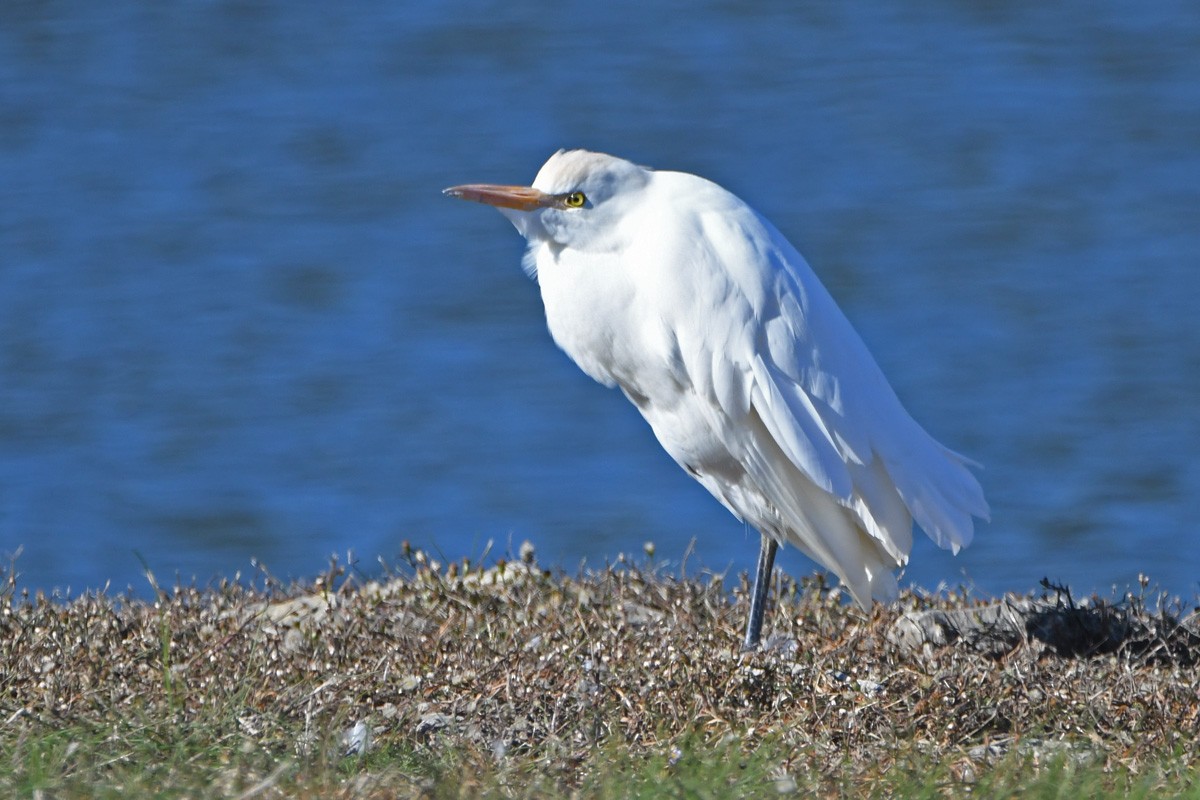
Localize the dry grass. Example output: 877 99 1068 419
1 543 1198 797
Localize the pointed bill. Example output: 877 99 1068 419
443 184 554 211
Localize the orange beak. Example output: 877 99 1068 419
443 184 554 212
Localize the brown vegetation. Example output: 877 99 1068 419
1 545 1197 794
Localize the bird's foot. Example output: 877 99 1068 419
740 634 798 656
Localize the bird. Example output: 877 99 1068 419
444 150 988 650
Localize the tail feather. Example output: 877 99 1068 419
738 406 986 610
884 442 989 556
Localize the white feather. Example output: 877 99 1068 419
455 149 988 609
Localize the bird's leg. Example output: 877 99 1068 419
742 534 778 651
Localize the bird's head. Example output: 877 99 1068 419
444 150 651 252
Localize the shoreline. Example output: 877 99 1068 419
3 547 1198 796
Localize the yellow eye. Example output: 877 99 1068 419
563 191 587 208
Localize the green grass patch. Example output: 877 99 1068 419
5 719 1199 798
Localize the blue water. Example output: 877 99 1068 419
2 3 1198 600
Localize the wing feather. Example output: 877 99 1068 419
749 353 853 498
685 200 987 579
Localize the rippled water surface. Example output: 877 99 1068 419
2 3 1198 599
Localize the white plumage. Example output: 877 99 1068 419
446 150 988 647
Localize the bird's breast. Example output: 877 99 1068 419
535 244 682 396
535 241 743 481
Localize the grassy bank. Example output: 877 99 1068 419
2 546 1198 797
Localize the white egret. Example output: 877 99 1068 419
445 150 988 649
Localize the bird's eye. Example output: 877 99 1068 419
563 191 587 208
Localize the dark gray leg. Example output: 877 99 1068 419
743 534 778 650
